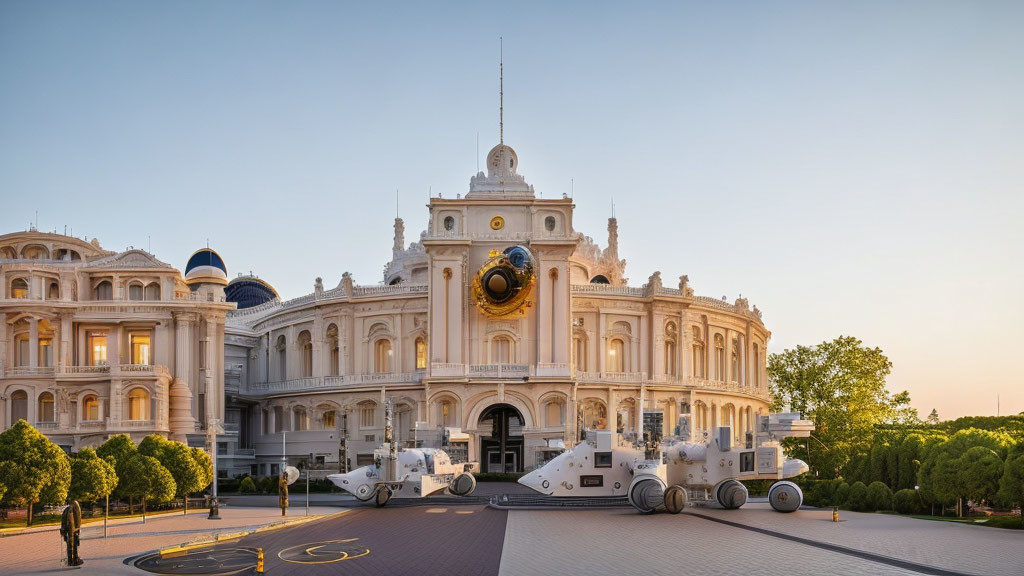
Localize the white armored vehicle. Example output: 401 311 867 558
519 412 813 514
328 401 477 507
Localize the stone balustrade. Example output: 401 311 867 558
468 364 530 378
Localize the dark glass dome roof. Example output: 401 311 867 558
185 249 227 275
225 275 279 309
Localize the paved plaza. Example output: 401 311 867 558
0 494 1021 575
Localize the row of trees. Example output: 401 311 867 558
770 336 1023 518
0 420 212 525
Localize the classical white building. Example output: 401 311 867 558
222 140 773 478
0 232 230 453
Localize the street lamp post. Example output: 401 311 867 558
208 418 221 520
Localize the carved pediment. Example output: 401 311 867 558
90 250 173 269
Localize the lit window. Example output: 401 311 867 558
608 339 624 372
39 338 53 367
83 395 100 421
441 400 453 428
323 410 336 429
11 278 28 299
128 388 149 420
415 337 427 369
88 332 108 366
38 392 55 422
374 340 392 373
130 333 151 365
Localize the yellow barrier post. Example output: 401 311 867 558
256 548 264 573
832 506 839 522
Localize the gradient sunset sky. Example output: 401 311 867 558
2 1 1021 419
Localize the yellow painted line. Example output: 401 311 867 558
425 508 448 514
455 510 475 515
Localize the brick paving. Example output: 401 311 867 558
0 506 340 575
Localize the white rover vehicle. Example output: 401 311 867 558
519 412 814 514
328 401 477 507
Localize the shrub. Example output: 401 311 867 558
833 482 850 506
848 481 868 511
893 489 921 514
258 476 277 495
238 477 257 494
805 481 833 508
866 481 893 511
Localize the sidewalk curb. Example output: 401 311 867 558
0 509 213 538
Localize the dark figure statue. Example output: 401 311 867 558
278 472 289 516
60 500 83 566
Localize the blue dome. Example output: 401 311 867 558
184 248 228 285
226 276 279 309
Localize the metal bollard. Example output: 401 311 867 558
832 506 839 522
256 548 264 573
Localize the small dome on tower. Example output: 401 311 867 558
184 248 228 286
225 275 279 309
486 144 518 177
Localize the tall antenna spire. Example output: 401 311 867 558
499 36 504 145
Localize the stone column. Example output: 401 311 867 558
0 312 7 373
60 314 73 368
205 317 216 428
169 315 196 440
29 317 39 368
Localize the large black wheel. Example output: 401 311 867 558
449 473 477 496
768 481 803 513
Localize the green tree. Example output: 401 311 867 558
190 447 213 495
138 436 211 514
0 420 71 525
69 448 118 503
920 430 1012 517
832 481 850 506
96 434 138 503
847 481 868 511
769 336 910 477
996 452 1024 525
866 481 893 511
892 489 921 514
897 434 924 490
926 409 940 425
238 477 257 494
119 454 176 519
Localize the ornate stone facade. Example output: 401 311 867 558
224 141 772 478
0 231 231 452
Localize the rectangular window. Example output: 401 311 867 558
356 454 375 467
594 452 613 468
740 451 755 473
87 332 107 366
580 475 604 488
416 339 427 369
39 338 53 367
323 411 336 429
16 336 29 366
130 332 151 365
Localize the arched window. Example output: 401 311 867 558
579 398 608 430
607 338 625 372
752 344 760 387
491 336 512 363
731 339 740 383
10 390 28 422
545 400 565 427
47 281 60 300
275 335 287 380
145 282 160 301
298 331 312 377
128 282 144 301
127 388 150 420
714 334 725 380
82 394 100 421
415 337 427 370
692 327 705 378
292 406 308 431
87 331 108 366
544 215 556 232
319 406 336 430
590 275 610 284
443 216 455 231
326 324 339 376
273 406 284 433
374 339 393 373
94 280 113 301
10 278 28 299
438 398 456 428
573 336 586 371
38 392 55 422
22 245 49 259
664 322 678 377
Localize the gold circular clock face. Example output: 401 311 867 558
490 216 505 230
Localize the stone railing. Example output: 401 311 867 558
535 363 570 377
35 421 59 429
577 371 648 383
570 284 646 297
4 366 56 377
352 284 428 298
118 419 157 429
468 364 531 378
61 365 110 375
430 363 466 377
118 364 170 378
247 372 423 395
225 448 256 458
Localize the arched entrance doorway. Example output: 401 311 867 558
478 403 524 473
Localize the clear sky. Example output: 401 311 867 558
2 1 1021 420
